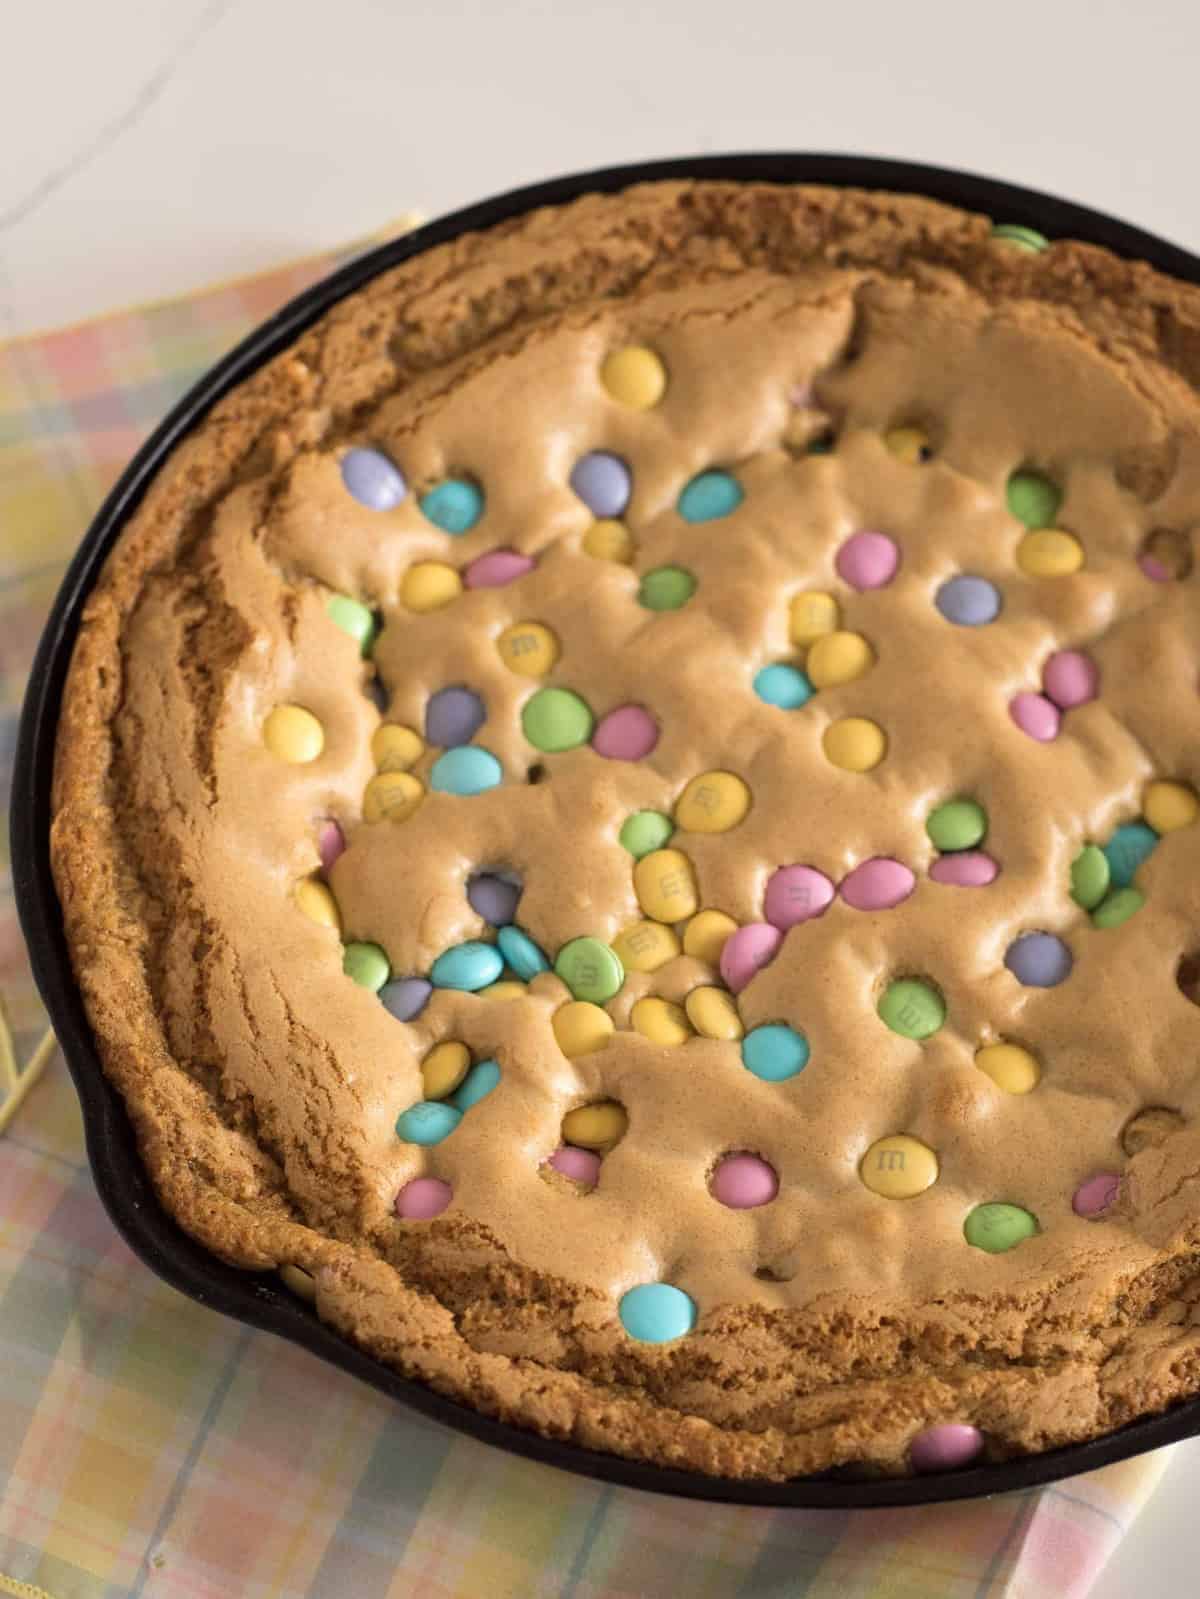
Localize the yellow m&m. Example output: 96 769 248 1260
806 630 875 688
478 980 526 1001
552 1001 614 1058
685 986 743 1040
363 771 425 823
789 590 840 647
1144 780 1199 834
562 1099 627 1151
295 878 340 932
583 519 636 563
975 1042 1040 1094
634 849 699 922
859 1135 939 1198
401 561 462 612
1016 529 1084 577
631 996 692 1046
675 771 751 833
264 704 324 764
371 724 424 771
683 909 738 966
421 1041 471 1100
498 621 561 678
600 345 667 410
823 717 887 772
884 425 931 464
612 921 681 973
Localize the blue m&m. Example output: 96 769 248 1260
677 469 743 523
618 1282 697 1342
420 478 483 535
430 941 504 991
496 925 551 980
430 746 503 796
753 663 813 709
741 1023 810 1081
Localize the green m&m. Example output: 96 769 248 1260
964 1202 1038 1253
1069 844 1110 910
878 978 946 1040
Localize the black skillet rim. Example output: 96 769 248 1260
12 153 1200 1509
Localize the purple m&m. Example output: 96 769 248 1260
340 446 407 511
467 872 522 925
591 704 659 761
1042 649 1099 710
318 819 345 873
711 1153 778 1209
380 977 433 1021
935 574 1001 626
836 530 900 591
464 549 536 589
570 451 632 517
1073 1173 1120 1218
396 1177 452 1219
719 923 783 994
909 1424 984 1473
764 865 835 930
547 1146 602 1185
1005 931 1073 988
425 685 486 747
840 858 915 911
1009 691 1061 742
929 851 999 887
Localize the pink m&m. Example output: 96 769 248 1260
1009 691 1060 742
1043 649 1099 709
591 704 659 761
318 819 346 872
1072 1173 1119 1218
1139 554 1171 582
548 1146 602 1185
836 530 900 591
396 1177 452 1219
840 857 915 911
464 549 535 589
764 864 835 930
720 923 783 994
929 851 999 887
909 1423 984 1473
711 1152 779 1209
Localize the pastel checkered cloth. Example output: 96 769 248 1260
0 231 1171 1599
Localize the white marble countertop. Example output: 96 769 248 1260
3 0 1198 1588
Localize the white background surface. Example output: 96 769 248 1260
3 0 1199 1588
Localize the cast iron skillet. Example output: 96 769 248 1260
12 155 1200 1508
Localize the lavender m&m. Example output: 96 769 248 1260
909 1424 984 1473
1009 691 1060 742
570 451 631 517
935 575 1001 626
318 819 345 872
929 851 999 887
764 865 835 930
381 976 433 1021
1073 1173 1120 1218
711 1152 778 1209
340 446 407 511
836 530 900 591
720 923 783 994
548 1145 601 1185
425 685 486 747
591 704 659 761
464 548 536 589
840 858 915 911
1005 931 1072 988
1043 649 1099 709
396 1177 452 1219
467 872 521 925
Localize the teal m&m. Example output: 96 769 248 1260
343 941 390 992
555 937 624 1003
396 1100 462 1145
741 1023 810 1082
326 594 378 655
754 663 814 709
448 1059 501 1111
618 1282 697 1343
964 1202 1038 1253
1103 821 1158 888
430 746 503 796
619 810 673 858
496 925 550 980
677 469 743 523
420 477 483 535
430 941 504 991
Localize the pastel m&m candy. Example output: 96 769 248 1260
448 1059 501 1111
343 941 390 992
326 595 378 655
317 819 346 871
764 864 834 929
372 724 423 770
601 345 667 409
1042 650 1098 709
719 923 783 994
496 925 550 980
547 1145 602 1185
1073 1173 1120 1218
859 1134 938 1198
562 1100 627 1150
631 996 693 1046
380 977 432 1021
927 798 987 852
929 850 999 887
975 1042 1040 1094
685 986 743 1040
1004 932 1072 988
675 771 751 833
1009 692 1060 742
619 810 673 858
401 561 462 612
677 469 743 522
1017 529 1084 577
823 717 887 772
341 446 406 510
555 937 624 1003
910 1424 984 1473
618 1282 697 1343
295 878 340 931
878 979 945 1039
1138 528 1192 582
396 1100 462 1146
612 921 680 973
498 621 560 678
840 858 915 912
570 451 631 517
280 1264 317 1301
584 519 636 563
553 1001 614 1058
789 590 840 645
430 746 502 795
884 425 931 464
753 663 813 709
421 1040 470 1100
1006 469 1060 527
638 565 696 610
1103 821 1158 887
1092 886 1145 928
467 872 521 926
522 686 594 751
935 574 1001 626
465 548 535 589
741 1023 809 1082
806 630 874 688
363 771 424 823
264 704 324 763
396 1177 453 1219
992 223 1049 252
836 530 899 590
430 941 504 991
682 909 738 965
964 1202 1038 1253
1144 780 1199 834
420 477 483 535
592 704 659 760
1069 844 1110 909
711 1152 777 1208
634 849 699 922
